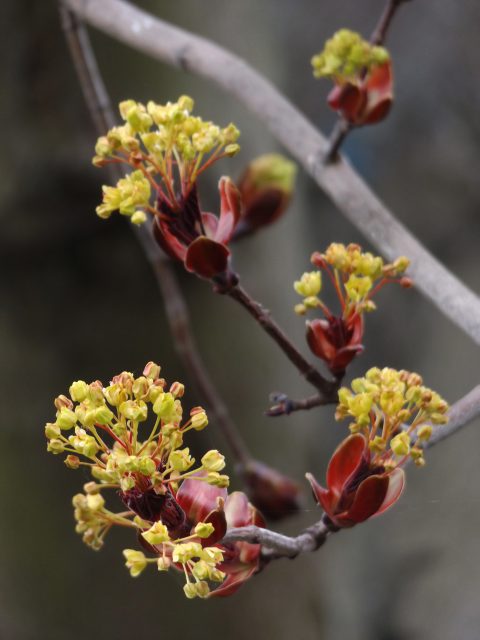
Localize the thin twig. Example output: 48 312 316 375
266 392 330 417
371 0 413 46
324 119 353 164
224 283 337 397
151 259 251 464
224 383 480 558
63 0 480 347
59 2 252 466
325 0 411 161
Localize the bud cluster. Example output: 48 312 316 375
336 367 449 468
293 243 411 375
123 531 226 599
311 29 390 83
295 243 410 317
93 96 240 224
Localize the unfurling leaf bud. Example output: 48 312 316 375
239 460 302 520
190 408 208 431
234 153 296 238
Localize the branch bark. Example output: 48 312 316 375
63 0 480 347
225 284 337 397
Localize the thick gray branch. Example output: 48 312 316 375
425 383 480 449
64 0 480 345
222 518 332 558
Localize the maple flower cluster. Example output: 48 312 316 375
93 95 240 221
337 367 449 467
312 29 394 126
93 96 246 279
294 243 411 374
307 367 449 528
311 29 389 82
45 362 264 598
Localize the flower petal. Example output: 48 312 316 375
209 565 257 598
200 211 219 239
305 472 336 515
176 477 227 524
363 62 393 124
375 467 405 516
224 491 252 528
185 236 230 278
326 433 367 497
328 83 367 123
153 218 187 262
306 319 337 361
345 473 389 524
215 177 242 244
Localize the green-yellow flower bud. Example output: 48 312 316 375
201 450 226 472
45 422 61 439
65 455 80 469
136 456 155 477
194 522 215 539
417 424 433 441
69 380 89 402
391 432 411 457
205 472 229 488
294 271 322 298
169 448 195 472
123 549 147 577
172 542 203 564
47 439 65 454
56 408 77 431
190 409 208 431
86 493 105 511
142 521 171 545
157 557 172 571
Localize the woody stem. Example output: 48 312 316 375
324 0 412 162
266 392 333 417
223 283 338 398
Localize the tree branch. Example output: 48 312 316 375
62 0 480 347
59 2 252 467
222 514 335 559
371 0 413 46
224 283 337 397
266 392 329 417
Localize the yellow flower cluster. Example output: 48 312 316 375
93 96 240 224
294 243 410 316
311 29 390 82
336 367 449 468
45 363 229 563
95 170 151 225
123 530 226 598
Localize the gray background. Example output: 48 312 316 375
1 1 479 638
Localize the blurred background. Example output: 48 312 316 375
1 0 479 638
